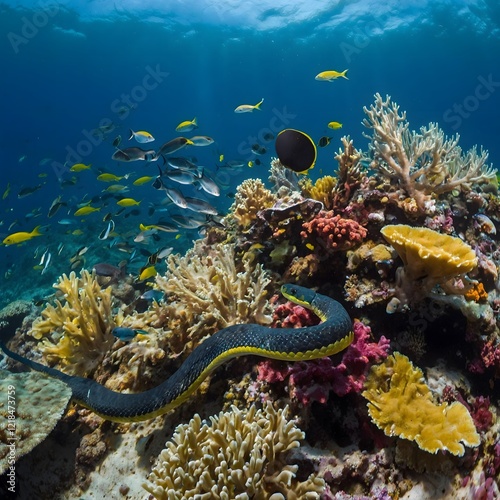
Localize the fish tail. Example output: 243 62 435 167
192 117 197 126
255 98 264 110
129 129 135 140
341 69 349 79
31 225 42 236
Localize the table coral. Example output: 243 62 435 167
0 369 72 474
381 224 478 312
143 402 325 499
29 270 115 376
362 352 481 456
301 211 367 254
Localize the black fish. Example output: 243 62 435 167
18 184 43 198
318 136 333 148
275 128 317 173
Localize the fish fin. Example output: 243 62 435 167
255 98 264 110
192 117 197 126
129 129 134 140
341 69 349 79
32 225 43 236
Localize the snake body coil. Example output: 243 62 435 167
0 284 353 422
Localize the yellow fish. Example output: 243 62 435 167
2 183 10 200
70 163 92 172
133 176 154 186
315 70 348 81
117 197 140 207
3 225 43 245
219 154 224 162
104 184 129 193
175 117 198 132
139 265 157 281
72 229 84 235
129 130 155 143
38 173 48 178
328 121 343 130
97 173 124 182
74 206 100 216
234 98 264 113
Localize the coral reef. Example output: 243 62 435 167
0 300 34 337
29 270 115 376
143 402 325 499
0 369 72 474
362 352 481 456
362 93 496 214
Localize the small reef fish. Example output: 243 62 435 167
18 184 43 198
117 198 140 207
112 327 150 342
133 176 154 186
72 229 84 235
99 220 115 240
112 135 122 148
3 226 43 245
152 176 188 209
41 251 51 275
251 144 267 155
2 183 10 200
166 157 198 170
155 137 194 157
175 117 198 132
74 205 100 216
18 155 27 162
196 169 220 196
328 121 343 130
70 163 92 172
315 70 349 81
58 218 76 225
190 136 214 146
170 214 206 229
93 262 124 279
129 130 155 143
112 147 156 162
234 98 264 113
97 173 126 182
164 169 198 185
139 265 157 281
318 136 333 148
140 289 164 302
183 196 218 215
104 184 129 193
48 195 66 217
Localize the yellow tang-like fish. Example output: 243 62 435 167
315 70 348 81
328 121 343 130
234 98 264 113
3 226 43 245
70 163 92 172
139 265 157 281
74 206 100 216
175 117 198 132
117 198 140 207
133 176 154 186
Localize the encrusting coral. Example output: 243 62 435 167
381 224 478 312
0 369 72 474
143 402 325 499
362 93 496 214
29 269 115 376
362 352 481 456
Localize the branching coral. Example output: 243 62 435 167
362 352 481 456
381 224 478 312
29 270 115 376
155 242 273 342
228 178 277 229
362 93 496 214
301 211 367 254
143 402 325 499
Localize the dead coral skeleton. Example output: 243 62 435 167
362 93 496 214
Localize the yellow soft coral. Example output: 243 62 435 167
362 352 480 456
229 178 277 229
30 270 115 376
300 175 336 209
143 402 325 499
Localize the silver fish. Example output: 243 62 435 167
112 147 156 162
164 169 198 185
183 196 218 215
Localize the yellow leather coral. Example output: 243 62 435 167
362 352 480 456
380 225 477 280
300 175 336 209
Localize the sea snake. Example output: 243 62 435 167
0 284 353 422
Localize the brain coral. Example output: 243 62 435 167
30 269 115 376
143 402 325 499
362 352 480 456
0 369 72 474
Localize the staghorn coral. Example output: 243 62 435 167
155 242 273 341
143 402 325 499
381 224 478 312
0 369 72 474
301 211 367 254
362 352 481 456
29 269 115 376
362 93 496 214
228 178 277 229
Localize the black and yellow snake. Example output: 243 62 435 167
0 284 353 422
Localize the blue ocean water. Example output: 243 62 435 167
1 0 500 308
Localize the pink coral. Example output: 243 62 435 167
271 301 320 329
258 321 390 405
300 210 367 253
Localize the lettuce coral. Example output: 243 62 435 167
362 352 481 456
29 269 115 376
143 402 325 499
